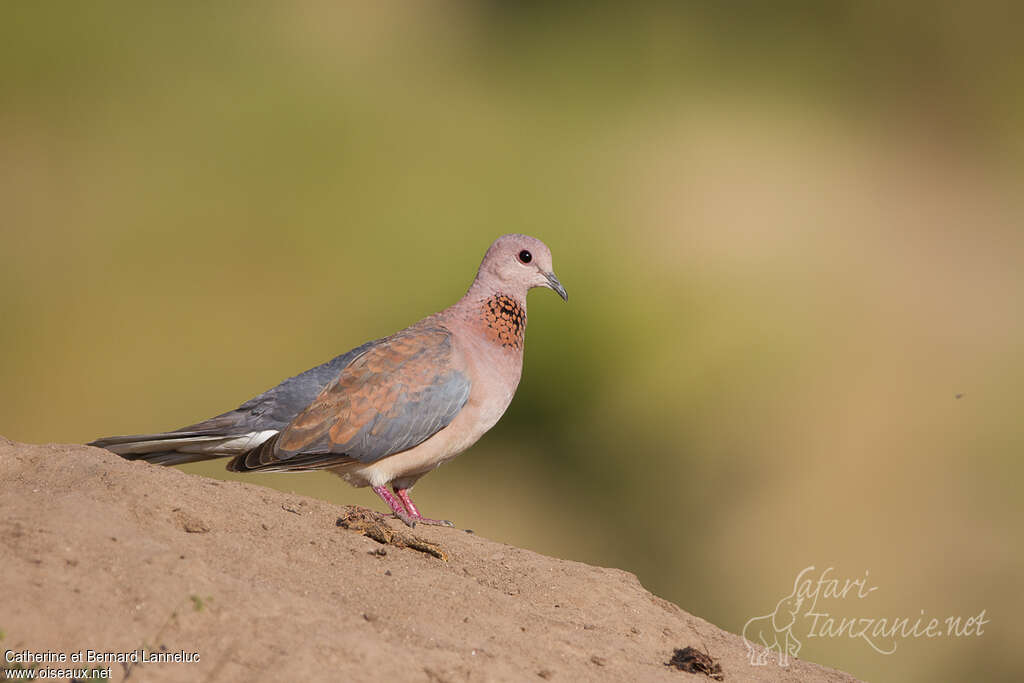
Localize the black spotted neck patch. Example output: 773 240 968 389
481 294 526 349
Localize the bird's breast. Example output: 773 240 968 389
465 326 522 415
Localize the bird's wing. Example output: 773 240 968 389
229 325 471 472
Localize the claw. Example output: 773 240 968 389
391 486 455 528
388 511 418 528
415 517 455 527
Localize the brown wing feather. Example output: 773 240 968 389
228 325 471 472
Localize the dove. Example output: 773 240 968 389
89 234 567 527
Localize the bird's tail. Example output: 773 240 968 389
89 423 278 467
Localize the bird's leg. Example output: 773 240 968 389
371 485 417 527
393 486 455 527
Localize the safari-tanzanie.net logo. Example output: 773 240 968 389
742 566 988 666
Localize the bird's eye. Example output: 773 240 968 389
518 250 532 264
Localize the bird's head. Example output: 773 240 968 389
475 234 568 302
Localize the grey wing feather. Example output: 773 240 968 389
88 340 379 463
337 371 471 462
196 339 379 434
230 326 472 472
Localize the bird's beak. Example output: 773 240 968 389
544 271 568 302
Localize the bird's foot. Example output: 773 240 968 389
387 512 454 528
391 486 455 528
388 510 419 528
373 485 417 527
410 516 455 527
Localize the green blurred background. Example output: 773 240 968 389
2 2 1022 681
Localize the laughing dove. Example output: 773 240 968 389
89 234 567 527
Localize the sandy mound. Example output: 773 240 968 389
0 438 858 682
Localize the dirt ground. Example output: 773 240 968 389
0 438 859 682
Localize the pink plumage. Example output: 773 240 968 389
90 234 567 527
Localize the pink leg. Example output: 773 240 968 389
394 487 455 527
371 485 417 527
